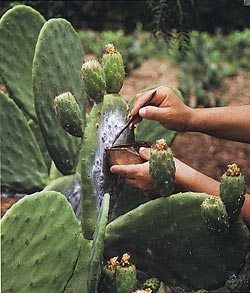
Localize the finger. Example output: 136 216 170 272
131 89 157 117
139 106 167 121
110 165 136 178
125 178 137 187
139 147 151 160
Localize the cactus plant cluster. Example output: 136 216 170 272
1 4 250 293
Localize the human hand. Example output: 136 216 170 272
110 148 156 196
131 86 192 132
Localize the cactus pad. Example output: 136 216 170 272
1 191 81 292
0 5 45 120
81 94 130 239
104 192 250 291
33 18 86 174
0 92 48 193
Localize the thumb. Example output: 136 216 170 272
139 106 166 121
139 147 151 161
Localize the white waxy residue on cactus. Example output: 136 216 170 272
92 108 128 208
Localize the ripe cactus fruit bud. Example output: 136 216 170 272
200 196 229 234
54 92 83 137
149 138 175 196
102 43 125 94
220 164 246 220
142 277 161 292
114 253 137 293
81 60 106 103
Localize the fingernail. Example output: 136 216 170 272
139 108 146 116
139 147 146 152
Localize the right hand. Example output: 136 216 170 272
131 86 192 132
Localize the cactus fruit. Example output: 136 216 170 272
81 60 106 103
54 91 83 137
142 278 161 292
102 44 125 93
0 91 48 193
1 191 81 292
101 253 137 293
33 18 86 175
104 191 250 291
114 253 137 293
200 196 229 234
220 164 246 220
0 5 45 120
149 138 175 196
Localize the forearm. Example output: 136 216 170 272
188 105 250 143
174 158 250 228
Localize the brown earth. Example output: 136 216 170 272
121 58 250 192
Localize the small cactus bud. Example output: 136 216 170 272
149 138 175 197
81 60 106 103
220 163 246 220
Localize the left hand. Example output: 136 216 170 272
110 148 156 196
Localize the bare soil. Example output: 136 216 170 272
121 58 250 192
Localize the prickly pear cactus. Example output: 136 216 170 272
82 60 106 103
220 164 246 220
0 91 48 193
54 92 83 137
200 195 229 234
1 191 81 293
104 191 250 291
0 4 45 120
81 93 130 239
102 44 125 94
149 138 175 197
114 253 137 293
100 253 137 293
142 277 161 292
33 18 86 174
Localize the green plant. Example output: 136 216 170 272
1 5 250 293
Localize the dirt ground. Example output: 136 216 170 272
121 58 250 192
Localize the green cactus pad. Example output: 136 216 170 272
1 191 81 293
149 139 176 197
54 91 83 137
33 18 86 174
81 94 129 239
0 5 45 120
102 44 125 93
81 60 106 103
200 196 229 234
104 192 250 291
88 193 110 293
220 164 246 220
64 234 92 293
0 92 48 193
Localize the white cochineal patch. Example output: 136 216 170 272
92 108 129 209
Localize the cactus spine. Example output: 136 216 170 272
149 138 175 196
220 163 246 220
